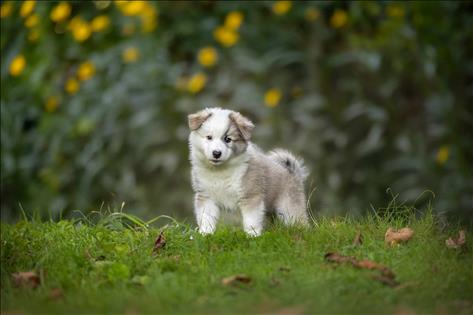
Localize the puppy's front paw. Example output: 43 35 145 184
244 227 262 237
198 228 214 236
198 222 216 235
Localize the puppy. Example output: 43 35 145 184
188 107 309 236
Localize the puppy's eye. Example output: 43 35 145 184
224 136 232 143
206 135 213 140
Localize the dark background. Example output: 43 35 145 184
1 1 472 224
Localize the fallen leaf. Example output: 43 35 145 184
11 271 40 289
49 288 63 300
355 260 395 278
371 274 399 287
221 274 252 286
324 252 357 264
153 231 166 254
325 253 394 277
385 227 414 246
325 252 397 286
356 259 381 269
445 230 466 249
352 231 363 246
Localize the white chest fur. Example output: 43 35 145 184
194 163 248 210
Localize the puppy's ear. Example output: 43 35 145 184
229 112 255 141
188 110 212 131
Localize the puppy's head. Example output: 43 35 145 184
188 108 254 166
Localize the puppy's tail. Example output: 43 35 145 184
268 149 309 182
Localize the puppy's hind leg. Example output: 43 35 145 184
276 192 309 226
194 194 220 235
240 198 265 237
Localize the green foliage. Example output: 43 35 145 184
1 1 472 223
1 210 472 314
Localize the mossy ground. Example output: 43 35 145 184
1 210 472 314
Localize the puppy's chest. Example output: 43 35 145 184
196 167 246 210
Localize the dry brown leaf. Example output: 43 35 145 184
153 231 166 254
356 259 381 270
446 230 466 249
385 227 414 246
49 288 63 300
355 260 395 277
324 252 357 264
352 231 363 246
221 274 252 286
11 271 40 289
326 254 395 278
325 252 397 286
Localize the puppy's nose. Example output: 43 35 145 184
212 150 222 159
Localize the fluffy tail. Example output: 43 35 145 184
268 149 309 182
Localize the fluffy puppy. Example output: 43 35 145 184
188 107 309 236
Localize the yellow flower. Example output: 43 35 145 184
91 15 110 32
117 0 146 16
198 47 218 68
187 72 207 94
264 88 282 107
436 146 449 165
139 2 158 32
77 61 96 81
272 1 292 16
122 47 139 63
24 13 39 28
224 11 243 30
69 17 91 42
330 9 348 28
65 78 79 95
386 5 405 18
304 7 320 22
28 29 40 42
1 1 14 18
68 16 80 29
141 14 157 33
114 0 127 9
213 26 239 48
50 2 71 23
20 0 35 17
9 55 26 77
45 96 60 113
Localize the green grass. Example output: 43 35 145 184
1 210 472 314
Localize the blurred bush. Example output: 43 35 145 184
1 1 472 224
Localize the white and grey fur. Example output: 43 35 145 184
188 107 309 236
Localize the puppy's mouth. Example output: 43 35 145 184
209 159 222 165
